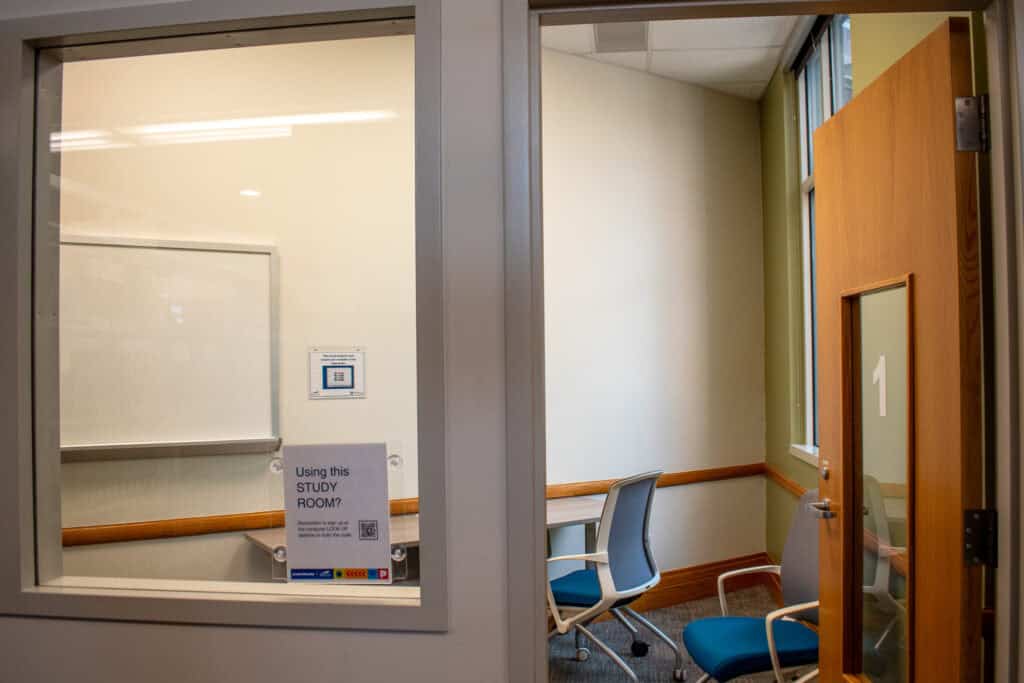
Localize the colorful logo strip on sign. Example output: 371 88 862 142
290 568 391 581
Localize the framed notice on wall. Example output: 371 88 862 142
309 346 366 399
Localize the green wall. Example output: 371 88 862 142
759 12 982 560
760 66 818 560
851 12 969 95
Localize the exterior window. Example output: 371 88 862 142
794 16 851 458
831 15 853 109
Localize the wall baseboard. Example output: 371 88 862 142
624 552 778 614
547 552 780 631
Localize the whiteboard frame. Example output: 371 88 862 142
58 234 282 456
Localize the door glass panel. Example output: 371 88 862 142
857 285 910 682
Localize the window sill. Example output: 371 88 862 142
789 444 819 467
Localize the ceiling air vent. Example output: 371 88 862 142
593 22 649 53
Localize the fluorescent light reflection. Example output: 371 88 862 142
239 189 261 198
124 110 397 136
141 126 292 146
50 110 396 152
50 129 133 153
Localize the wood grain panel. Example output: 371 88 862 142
62 463 768 546
813 18 982 681
624 552 777 614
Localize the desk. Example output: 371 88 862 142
245 496 605 580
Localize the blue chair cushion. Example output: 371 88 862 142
550 568 601 607
683 616 818 681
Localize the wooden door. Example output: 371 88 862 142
814 18 982 682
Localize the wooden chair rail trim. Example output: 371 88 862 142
63 462 768 547
764 464 809 497
545 462 766 500
63 510 285 547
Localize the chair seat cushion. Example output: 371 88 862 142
683 616 818 682
550 568 601 607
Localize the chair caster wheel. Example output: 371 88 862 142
575 648 591 662
673 668 685 681
630 640 650 657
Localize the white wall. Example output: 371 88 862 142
56 36 419 579
0 1 510 682
542 48 767 571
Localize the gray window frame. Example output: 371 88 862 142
0 0 449 632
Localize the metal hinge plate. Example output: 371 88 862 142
955 95 990 152
964 509 997 567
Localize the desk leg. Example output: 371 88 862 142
585 522 597 570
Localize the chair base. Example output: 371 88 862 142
552 607 685 681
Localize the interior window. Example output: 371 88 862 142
41 29 428 601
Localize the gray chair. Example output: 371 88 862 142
682 489 821 682
546 470 684 681
862 475 907 657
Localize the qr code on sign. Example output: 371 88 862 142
358 520 379 541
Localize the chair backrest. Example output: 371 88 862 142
781 488 821 624
862 475 893 594
598 470 662 593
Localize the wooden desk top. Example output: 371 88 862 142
246 496 604 554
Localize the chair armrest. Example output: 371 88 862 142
545 553 609 636
766 601 819 683
717 565 781 615
546 552 609 565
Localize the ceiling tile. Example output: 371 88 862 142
704 82 768 100
588 51 648 72
648 16 798 50
541 24 595 54
649 47 782 85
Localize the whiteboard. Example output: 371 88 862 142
59 237 277 447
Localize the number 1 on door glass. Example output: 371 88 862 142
872 354 887 417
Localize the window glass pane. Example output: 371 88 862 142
809 189 820 447
831 15 853 111
49 33 421 595
856 286 910 681
805 47 824 174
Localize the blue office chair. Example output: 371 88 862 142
546 470 684 682
682 489 821 682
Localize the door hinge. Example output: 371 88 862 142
955 95 990 152
964 509 997 567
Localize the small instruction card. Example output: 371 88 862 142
284 443 392 583
309 347 366 399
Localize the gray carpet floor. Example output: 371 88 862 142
548 586 783 683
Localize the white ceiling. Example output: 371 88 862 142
541 16 800 100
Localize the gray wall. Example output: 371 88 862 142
0 1 509 682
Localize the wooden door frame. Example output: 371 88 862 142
502 1 1024 681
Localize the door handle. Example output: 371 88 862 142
808 499 836 519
